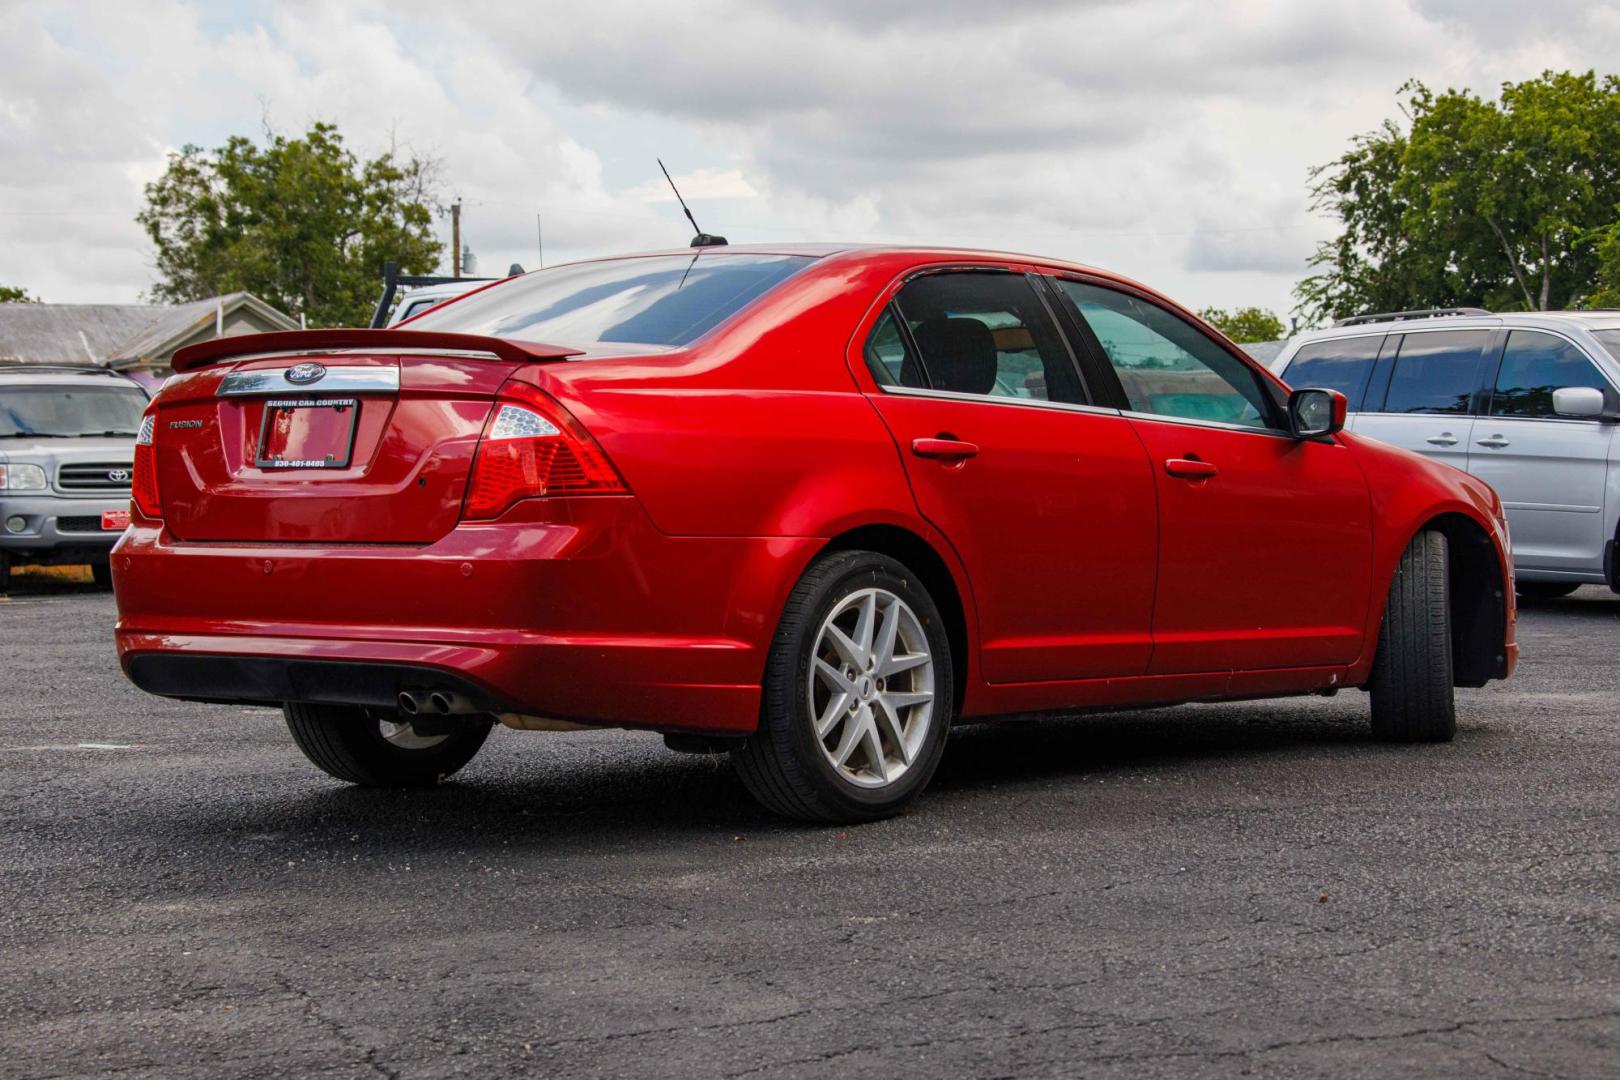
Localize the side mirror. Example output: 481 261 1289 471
1288 387 1347 439
1552 386 1605 419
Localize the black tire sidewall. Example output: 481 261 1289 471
768 553 953 819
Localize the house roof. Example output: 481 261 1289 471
0 292 297 368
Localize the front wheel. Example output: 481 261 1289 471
732 550 953 823
1368 530 1455 742
284 703 493 786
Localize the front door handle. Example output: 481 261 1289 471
911 437 979 460
1477 435 1511 449
1426 433 1459 446
1164 458 1218 480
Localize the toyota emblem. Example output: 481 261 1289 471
284 362 327 385
107 468 131 483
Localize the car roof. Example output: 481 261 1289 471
0 365 143 388
1291 310 1620 343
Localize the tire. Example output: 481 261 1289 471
1515 581 1579 601
732 550 954 823
90 558 113 589
1369 530 1455 742
284 703 493 786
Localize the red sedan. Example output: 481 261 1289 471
113 246 1516 822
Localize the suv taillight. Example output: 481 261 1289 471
131 412 161 519
462 385 626 520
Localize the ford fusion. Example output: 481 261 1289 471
112 246 1517 822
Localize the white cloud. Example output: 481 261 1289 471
2 0 1619 316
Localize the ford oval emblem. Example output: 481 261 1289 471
284 362 327 385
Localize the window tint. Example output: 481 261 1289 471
864 308 923 388
1381 331 1488 414
407 253 813 348
1056 280 1275 428
1490 331 1610 417
889 272 1081 403
1592 328 1620 363
1281 335 1383 410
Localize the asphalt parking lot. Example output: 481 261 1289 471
1 579 1616 1079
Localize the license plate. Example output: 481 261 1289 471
100 509 129 531
255 398 359 469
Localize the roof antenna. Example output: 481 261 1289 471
659 158 728 248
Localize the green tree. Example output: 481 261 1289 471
138 122 443 327
1296 71 1620 324
1197 306 1286 343
0 285 39 303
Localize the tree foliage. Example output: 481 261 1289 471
1296 71 1620 324
138 122 443 327
1197 306 1286 343
0 285 39 303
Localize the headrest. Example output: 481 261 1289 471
912 317 997 395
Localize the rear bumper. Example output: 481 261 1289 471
113 497 821 733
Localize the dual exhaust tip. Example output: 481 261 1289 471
397 689 478 717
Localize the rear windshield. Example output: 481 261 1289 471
407 253 815 348
0 384 148 438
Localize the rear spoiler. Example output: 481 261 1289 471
170 329 584 373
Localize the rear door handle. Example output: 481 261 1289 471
1477 436 1511 448
1164 458 1218 480
911 437 979 460
1426 434 1459 446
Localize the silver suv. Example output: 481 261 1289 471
0 365 149 591
1271 309 1620 599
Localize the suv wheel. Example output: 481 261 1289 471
284 703 493 786
733 551 953 823
1369 530 1456 742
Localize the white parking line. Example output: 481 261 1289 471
0 743 146 752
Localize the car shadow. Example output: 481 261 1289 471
2 566 105 597
142 698 1408 857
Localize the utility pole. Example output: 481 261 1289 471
451 200 462 279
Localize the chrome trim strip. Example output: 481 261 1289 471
218 366 402 396
877 385 1123 418
1118 409 1294 439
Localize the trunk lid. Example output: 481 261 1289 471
154 352 523 544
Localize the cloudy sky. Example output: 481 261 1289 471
3 0 1618 321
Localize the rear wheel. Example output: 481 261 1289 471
284 703 493 786
1515 581 1579 601
1369 530 1455 743
732 551 953 823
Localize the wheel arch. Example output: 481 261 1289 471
817 523 973 709
1413 511 1511 688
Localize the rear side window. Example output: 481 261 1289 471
1381 331 1489 414
407 253 814 348
884 272 1083 403
1281 335 1383 410
1490 331 1610 417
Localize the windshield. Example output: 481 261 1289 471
0 384 148 438
407 253 815 348
1591 329 1620 363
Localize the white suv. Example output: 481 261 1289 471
1271 308 1620 599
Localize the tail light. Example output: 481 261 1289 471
131 412 161 519
462 384 626 520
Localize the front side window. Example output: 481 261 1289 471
885 272 1083 403
1056 280 1275 428
1490 330 1610 417
407 253 815 348
0 385 148 438
1381 331 1488 414
1281 335 1384 411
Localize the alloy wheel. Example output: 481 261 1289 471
808 587 935 789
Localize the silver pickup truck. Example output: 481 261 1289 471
0 366 149 591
